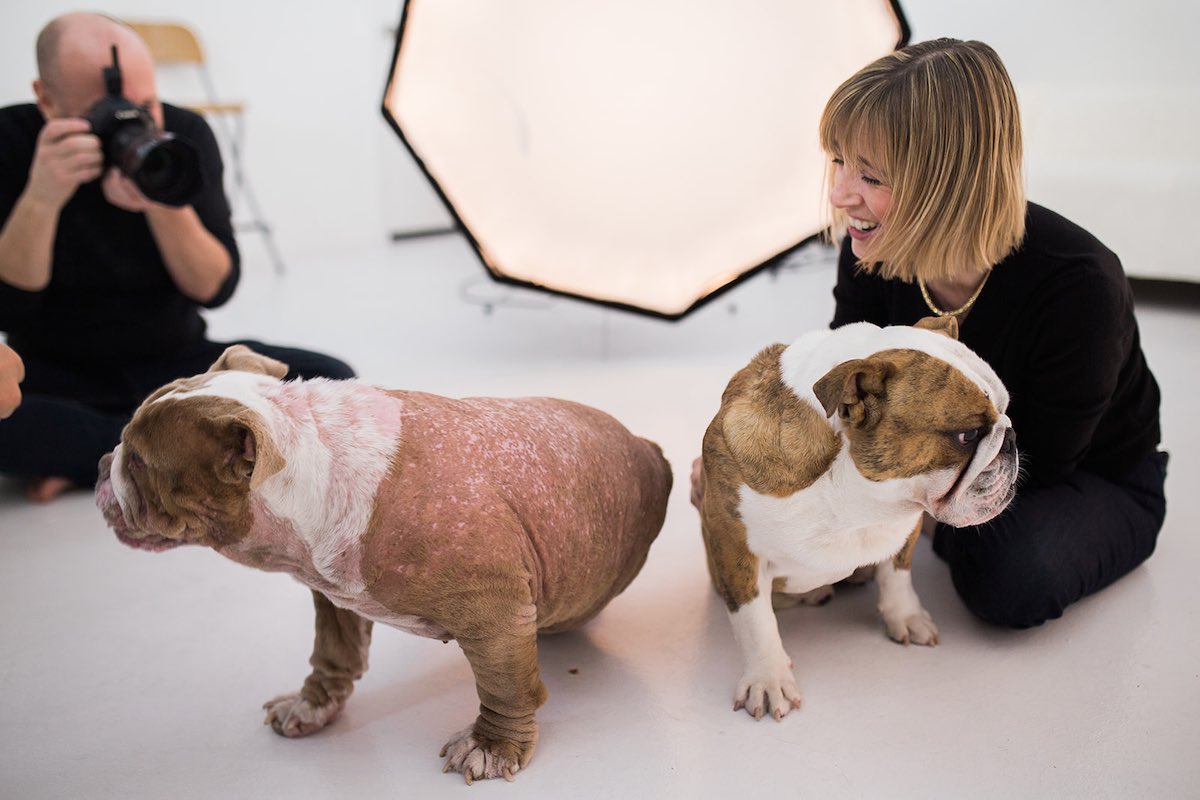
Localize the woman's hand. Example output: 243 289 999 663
0 343 25 419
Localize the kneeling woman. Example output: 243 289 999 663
818 38 1166 627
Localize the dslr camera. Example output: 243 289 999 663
87 45 203 206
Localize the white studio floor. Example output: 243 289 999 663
2 235 1198 799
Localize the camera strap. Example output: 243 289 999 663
102 45 123 96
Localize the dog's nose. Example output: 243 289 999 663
1000 427 1016 455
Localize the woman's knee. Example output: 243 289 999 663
937 528 1071 628
949 550 1066 628
935 464 1165 628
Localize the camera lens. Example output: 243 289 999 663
131 136 202 206
90 93 205 207
109 124 203 207
139 145 179 187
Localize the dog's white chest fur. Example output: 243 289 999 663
738 453 923 593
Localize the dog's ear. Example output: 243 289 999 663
720 398 840 496
210 410 286 488
812 358 893 429
207 345 289 379
913 315 959 340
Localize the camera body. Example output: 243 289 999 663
86 45 203 207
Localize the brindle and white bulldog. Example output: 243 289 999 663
94 345 672 783
699 316 1019 721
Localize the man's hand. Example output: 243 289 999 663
0 120 100 290
25 118 104 210
101 167 154 213
0 343 25 419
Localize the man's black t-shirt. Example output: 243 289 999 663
0 102 240 367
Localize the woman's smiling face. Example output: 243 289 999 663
829 155 893 261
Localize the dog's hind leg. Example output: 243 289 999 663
771 576 834 609
262 589 374 737
439 582 546 784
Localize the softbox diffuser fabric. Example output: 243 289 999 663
383 1 908 319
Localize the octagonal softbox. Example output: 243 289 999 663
383 1 908 319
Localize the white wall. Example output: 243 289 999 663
2 1 1197 279
901 0 1200 282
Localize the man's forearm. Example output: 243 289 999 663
144 204 231 303
0 191 59 291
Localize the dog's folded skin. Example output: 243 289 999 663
95 346 672 783
700 317 1019 721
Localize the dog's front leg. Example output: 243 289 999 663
440 592 545 783
875 519 939 645
730 569 801 721
263 589 374 737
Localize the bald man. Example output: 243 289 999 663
0 13 354 501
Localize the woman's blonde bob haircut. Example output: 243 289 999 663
819 38 1026 282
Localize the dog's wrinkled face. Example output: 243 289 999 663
95 346 288 553
813 345 1019 528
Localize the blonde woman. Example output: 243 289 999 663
822 38 1166 627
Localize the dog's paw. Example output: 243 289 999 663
439 726 523 784
881 607 940 646
262 692 343 737
733 667 802 721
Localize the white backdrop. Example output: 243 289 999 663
0 1 1197 280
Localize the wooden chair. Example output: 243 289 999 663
126 20 285 274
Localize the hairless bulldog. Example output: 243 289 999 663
96 345 672 783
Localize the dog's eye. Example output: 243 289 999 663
956 429 982 446
129 451 146 469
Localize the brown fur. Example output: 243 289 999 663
699 345 841 611
209 344 288 377
892 518 924 571
116 345 288 543
913 315 959 338
118 395 277 548
294 590 374 718
814 348 999 482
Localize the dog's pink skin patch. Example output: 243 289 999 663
237 381 406 590
361 393 670 633
218 495 454 637
218 496 313 574
207 386 453 636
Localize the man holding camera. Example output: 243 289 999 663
0 12 354 501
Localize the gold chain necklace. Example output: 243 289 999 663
918 272 990 317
